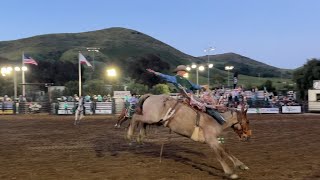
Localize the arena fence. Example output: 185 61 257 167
53 101 113 115
0 101 305 115
0 102 15 115
18 102 51 114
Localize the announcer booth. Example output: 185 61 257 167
308 80 320 112
113 91 131 114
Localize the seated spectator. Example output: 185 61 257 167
85 95 91 102
97 95 103 102
103 95 108 102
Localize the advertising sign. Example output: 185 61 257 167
282 106 302 113
247 108 259 114
259 108 279 114
247 108 279 114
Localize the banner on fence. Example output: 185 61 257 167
247 108 279 114
281 106 302 113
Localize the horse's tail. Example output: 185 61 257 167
135 94 152 115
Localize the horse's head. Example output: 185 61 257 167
231 105 251 141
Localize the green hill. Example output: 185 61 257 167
198 53 292 79
0 27 293 89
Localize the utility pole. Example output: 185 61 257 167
86 47 100 71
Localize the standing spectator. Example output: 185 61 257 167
74 94 79 101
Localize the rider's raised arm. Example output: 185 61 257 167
156 73 177 84
189 81 202 90
146 69 177 84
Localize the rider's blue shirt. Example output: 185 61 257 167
157 73 201 92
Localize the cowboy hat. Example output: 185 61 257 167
173 65 188 72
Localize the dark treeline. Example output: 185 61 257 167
26 60 79 86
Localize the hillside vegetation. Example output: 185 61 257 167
0 27 293 89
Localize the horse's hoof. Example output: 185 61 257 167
229 174 239 179
239 164 249 170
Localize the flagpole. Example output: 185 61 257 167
22 52 25 97
79 52 82 97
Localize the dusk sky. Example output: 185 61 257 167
1 0 319 69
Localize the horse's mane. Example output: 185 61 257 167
135 94 152 114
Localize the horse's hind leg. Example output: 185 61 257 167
115 116 125 128
119 116 131 128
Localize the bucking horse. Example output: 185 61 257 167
127 94 251 179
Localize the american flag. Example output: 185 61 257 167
23 55 38 65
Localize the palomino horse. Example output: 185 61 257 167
74 97 85 125
127 94 251 179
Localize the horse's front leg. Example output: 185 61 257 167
206 136 239 179
224 147 249 170
127 114 143 141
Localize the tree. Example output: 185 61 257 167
293 59 320 100
259 80 276 92
64 81 79 96
151 84 170 95
83 79 108 96
0 76 14 96
27 60 79 86
127 82 149 95
125 54 170 87
51 89 64 102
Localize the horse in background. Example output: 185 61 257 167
114 100 137 128
114 107 129 128
127 94 251 179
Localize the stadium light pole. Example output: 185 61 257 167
106 68 117 93
87 47 100 71
204 47 215 87
225 66 234 87
0 66 22 100
13 67 20 100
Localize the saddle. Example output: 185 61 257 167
180 94 226 125
188 94 206 112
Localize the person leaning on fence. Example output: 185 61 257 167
146 65 203 94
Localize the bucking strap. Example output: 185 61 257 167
195 111 200 127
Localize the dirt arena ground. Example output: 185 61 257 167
0 113 319 180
